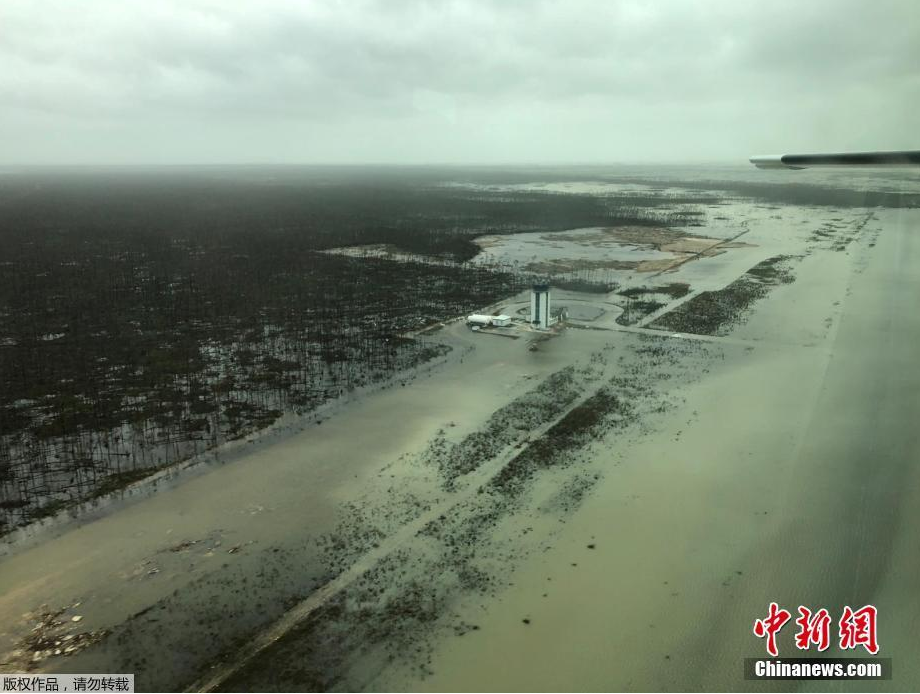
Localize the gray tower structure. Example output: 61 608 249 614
530 283 551 329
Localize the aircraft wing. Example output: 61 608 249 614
750 150 920 169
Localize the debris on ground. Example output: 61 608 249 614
0 606 109 672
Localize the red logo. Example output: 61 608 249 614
795 606 831 651
754 603 878 656
753 602 791 657
839 605 879 654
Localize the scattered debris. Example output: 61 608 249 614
2 607 109 672
169 539 199 552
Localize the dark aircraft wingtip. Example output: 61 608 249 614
751 150 920 168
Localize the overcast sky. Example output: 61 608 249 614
2 0 918 165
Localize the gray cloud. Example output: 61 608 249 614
1 0 918 164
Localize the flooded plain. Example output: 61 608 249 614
2 168 919 691
369 206 920 692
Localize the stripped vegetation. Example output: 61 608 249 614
649 255 798 335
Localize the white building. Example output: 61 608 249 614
530 284 551 329
467 314 493 326
491 315 512 327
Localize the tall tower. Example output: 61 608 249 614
530 283 551 329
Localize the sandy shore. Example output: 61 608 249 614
2 203 917 691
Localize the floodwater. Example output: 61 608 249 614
2 168 919 691
0 294 614 690
371 207 920 692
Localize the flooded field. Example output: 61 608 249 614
1 167 918 691
370 206 920 692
